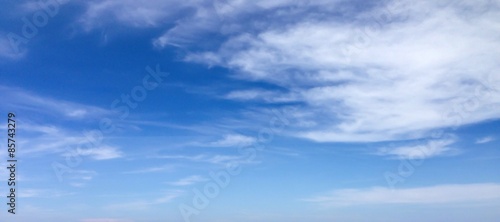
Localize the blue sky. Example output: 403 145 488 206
1 0 500 221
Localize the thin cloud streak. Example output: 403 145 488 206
168 175 208 186
305 183 500 206
105 190 184 210
122 165 175 174
476 136 495 144
0 85 112 119
376 138 459 159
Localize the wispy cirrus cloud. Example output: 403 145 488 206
79 0 346 47
19 123 124 161
206 134 256 147
71 0 500 143
20 189 74 198
66 170 97 188
21 135 84 155
186 0 500 142
122 165 175 174
156 154 255 165
376 138 459 159
79 0 196 30
476 136 495 144
304 183 500 207
0 85 112 119
105 190 184 210
176 134 257 148
224 89 298 103
74 145 123 160
168 175 208 186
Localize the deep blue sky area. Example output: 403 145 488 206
1 0 500 222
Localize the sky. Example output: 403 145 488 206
0 0 500 221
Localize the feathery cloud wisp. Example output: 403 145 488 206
305 183 500 206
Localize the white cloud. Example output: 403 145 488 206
205 155 244 164
476 136 495 144
152 5 221 48
79 0 195 29
0 87 123 186
376 138 458 159
21 135 84 155
75 145 123 160
207 134 256 147
0 85 111 119
22 123 61 135
74 1 500 143
225 89 275 101
122 165 175 174
20 189 74 198
155 154 207 161
304 183 500 206
151 0 339 48
79 0 231 47
18 124 124 163
105 190 184 210
156 153 256 165
168 175 208 186
186 0 500 142
64 170 97 188
224 89 298 103
18 124 123 160
79 0 346 47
